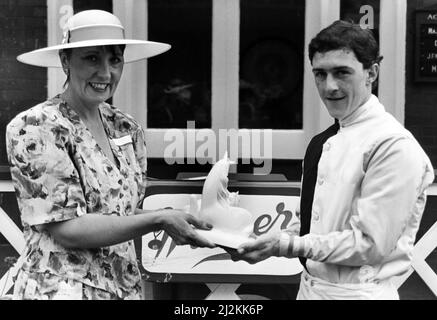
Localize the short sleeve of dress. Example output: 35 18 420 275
131 126 148 208
6 106 87 227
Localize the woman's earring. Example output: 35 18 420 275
64 68 70 76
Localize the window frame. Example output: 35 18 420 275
47 0 406 161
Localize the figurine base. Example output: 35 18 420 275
196 228 253 249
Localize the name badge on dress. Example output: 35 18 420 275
111 135 133 146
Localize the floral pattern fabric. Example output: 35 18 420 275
6 95 148 299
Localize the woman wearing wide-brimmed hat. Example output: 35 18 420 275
6 10 215 300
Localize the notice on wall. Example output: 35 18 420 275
416 11 437 82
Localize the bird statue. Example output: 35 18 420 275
193 152 253 247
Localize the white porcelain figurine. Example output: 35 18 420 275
194 152 253 247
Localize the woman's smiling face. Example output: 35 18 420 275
62 45 124 106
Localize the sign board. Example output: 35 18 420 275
415 11 437 82
139 181 303 284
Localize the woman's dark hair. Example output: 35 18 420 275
59 44 126 88
308 20 383 69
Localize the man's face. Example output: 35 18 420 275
311 49 376 121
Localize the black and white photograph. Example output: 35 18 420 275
0 0 436 308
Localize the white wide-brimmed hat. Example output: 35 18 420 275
17 10 171 67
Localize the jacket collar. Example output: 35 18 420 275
338 94 384 128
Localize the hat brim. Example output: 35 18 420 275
17 39 171 67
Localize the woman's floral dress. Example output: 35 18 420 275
6 95 148 299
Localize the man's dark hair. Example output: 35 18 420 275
308 20 383 69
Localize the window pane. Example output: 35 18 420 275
148 0 212 128
239 0 305 129
74 0 112 13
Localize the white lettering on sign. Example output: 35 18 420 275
434 40 437 47
428 14 437 21
427 53 437 60
432 65 437 73
428 27 437 35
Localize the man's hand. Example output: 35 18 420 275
225 232 282 264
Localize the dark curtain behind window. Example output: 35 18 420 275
74 0 112 13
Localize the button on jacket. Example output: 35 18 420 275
292 95 434 284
